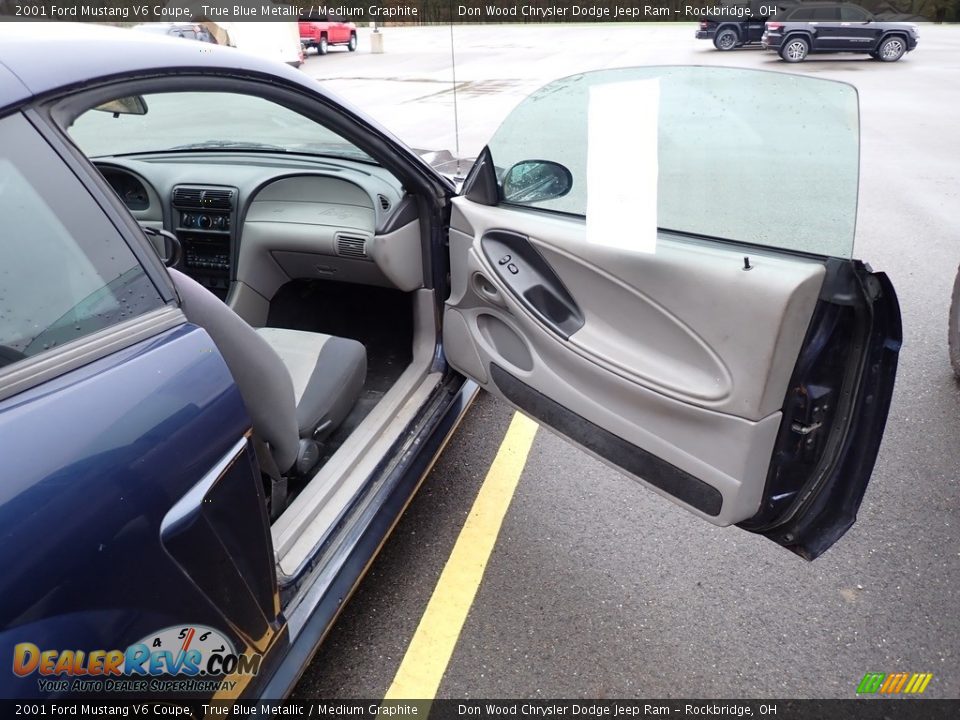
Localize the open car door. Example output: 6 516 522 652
444 67 901 560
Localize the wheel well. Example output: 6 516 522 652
782 31 811 46
878 31 908 45
716 24 741 37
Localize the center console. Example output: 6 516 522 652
171 185 237 299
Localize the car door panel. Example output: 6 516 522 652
446 199 830 525
160 434 279 653
446 197 900 554
451 203 828 416
0 108 283 698
443 67 901 558
0 325 273 698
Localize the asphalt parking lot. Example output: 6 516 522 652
293 24 960 699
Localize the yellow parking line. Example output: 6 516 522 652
383 411 539 700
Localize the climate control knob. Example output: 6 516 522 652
197 215 211 229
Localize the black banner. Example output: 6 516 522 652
0 0 941 23
1 700 959 719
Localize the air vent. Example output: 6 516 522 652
172 188 203 206
336 233 368 259
172 186 235 210
203 189 234 210
377 194 391 211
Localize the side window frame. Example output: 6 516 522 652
840 7 869 21
24 106 178 301
0 108 184 403
812 7 841 20
469 67 860 258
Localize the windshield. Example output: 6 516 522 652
485 66 860 258
69 91 375 164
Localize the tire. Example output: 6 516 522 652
713 28 739 51
318 36 328 55
780 36 809 62
348 33 357 52
949 265 960 379
877 36 906 62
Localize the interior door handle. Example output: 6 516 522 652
473 272 503 303
480 231 585 340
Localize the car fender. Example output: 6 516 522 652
715 22 742 38
782 28 815 46
877 30 910 49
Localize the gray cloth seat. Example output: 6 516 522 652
255 327 366 441
169 269 366 472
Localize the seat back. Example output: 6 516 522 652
169 269 299 471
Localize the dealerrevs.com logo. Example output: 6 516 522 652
12 625 261 693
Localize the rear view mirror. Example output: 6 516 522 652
502 160 573 204
94 96 148 117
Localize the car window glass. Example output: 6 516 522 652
812 7 840 19
789 9 815 19
484 67 859 257
69 91 375 164
0 113 164 369
840 7 869 20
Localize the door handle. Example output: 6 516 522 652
473 272 504 304
480 231 584 340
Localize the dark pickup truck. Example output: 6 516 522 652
761 3 920 62
695 1 798 50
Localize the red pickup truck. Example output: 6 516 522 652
298 18 357 55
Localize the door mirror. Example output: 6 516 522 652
93 96 148 117
501 160 573 204
141 226 182 268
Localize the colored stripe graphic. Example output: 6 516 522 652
879 672 908 694
904 673 933 694
857 672 932 695
857 673 885 694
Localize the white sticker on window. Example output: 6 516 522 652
586 79 659 254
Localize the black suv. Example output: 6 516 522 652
696 1 798 51
761 2 920 62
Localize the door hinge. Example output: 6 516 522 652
791 421 822 436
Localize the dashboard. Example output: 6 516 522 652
95 153 423 303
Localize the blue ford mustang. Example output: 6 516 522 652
0 24 900 700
